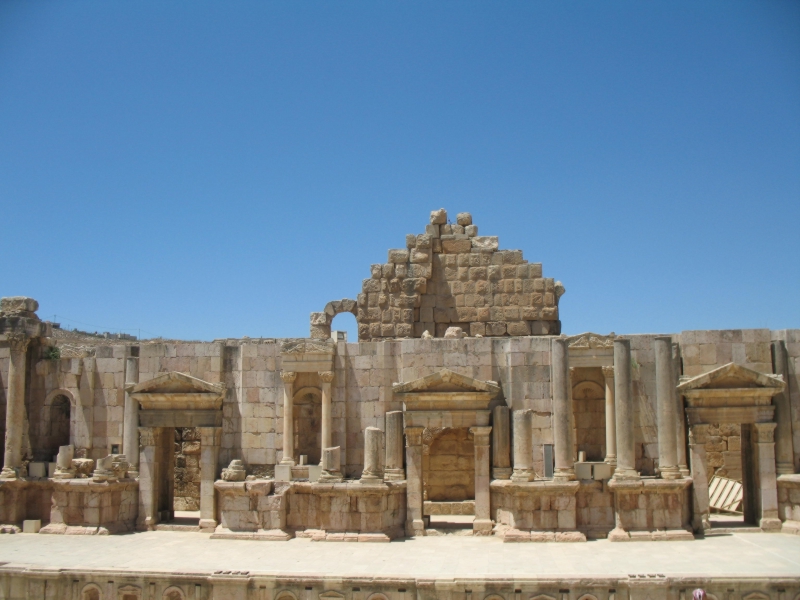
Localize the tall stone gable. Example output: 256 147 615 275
312 209 564 340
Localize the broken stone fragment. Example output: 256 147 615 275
465 224 478 237
221 459 247 482
388 249 409 264
444 326 466 339
456 212 472 226
555 281 566 299
430 208 447 224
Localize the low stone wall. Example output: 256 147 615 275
213 480 290 540
575 480 615 539
0 479 52 531
490 480 585 541
40 479 138 535
778 474 800 535
287 481 406 541
607 478 693 541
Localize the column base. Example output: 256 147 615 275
612 468 640 481
659 466 682 480
473 519 493 535
511 469 535 482
777 462 795 476
319 473 343 483
199 518 217 532
279 458 296 466
678 465 690 477
0 467 18 480
759 517 782 532
359 474 383 485
492 467 512 480
405 519 426 537
604 455 617 466
553 467 576 482
384 468 405 481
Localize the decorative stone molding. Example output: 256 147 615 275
318 371 334 383
280 371 297 384
601 365 615 379
405 426 424 447
567 332 616 349
5 333 30 353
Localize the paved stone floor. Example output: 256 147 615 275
0 532 799 579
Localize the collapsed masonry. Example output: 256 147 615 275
311 209 565 340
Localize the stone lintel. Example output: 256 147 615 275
402 410 490 429
607 477 693 493
490 479 580 495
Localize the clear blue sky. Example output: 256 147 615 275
2 1 798 342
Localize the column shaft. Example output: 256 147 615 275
384 411 405 480
673 344 690 476
753 422 782 531
492 405 512 480
551 337 575 480
471 426 493 535
404 426 425 536
688 424 711 532
319 371 334 456
137 427 160 530
511 409 534 482
199 427 221 531
602 366 617 466
1 335 29 479
280 372 296 465
613 338 638 480
360 426 384 483
123 356 139 473
772 341 794 475
655 336 681 479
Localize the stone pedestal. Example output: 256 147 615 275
601 366 617 466
123 356 139 477
280 372 297 466
492 406 512 480
1 335 30 480
608 477 693 541
613 339 639 481
511 410 534 482
404 426 425 536
320 446 343 482
360 427 384 484
319 371 334 454
199 427 221 531
552 337 575 481
384 411 405 481
654 337 681 479
471 426 493 534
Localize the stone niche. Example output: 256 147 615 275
314 209 565 341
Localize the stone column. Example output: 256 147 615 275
471 426 493 535
551 337 575 481
655 336 681 479
492 405 512 479
319 371 334 456
673 343 690 476
404 426 425 536
360 426 384 484
280 371 297 465
137 426 161 530
123 356 139 476
613 338 639 480
384 411 405 481
511 409 534 482
601 366 617 466
772 341 794 475
198 427 221 532
753 422 781 531
1 334 30 479
319 446 343 482
688 424 711 532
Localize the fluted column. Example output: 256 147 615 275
772 341 794 475
655 336 681 479
123 355 140 476
511 409 534 482
613 338 639 480
471 426 493 535
384 411 405 480
280 371 297 465
601 366 617 466
1 334 30 479
551 337 575 481
492 405 512 480
404 426 425 536
319 371 334 455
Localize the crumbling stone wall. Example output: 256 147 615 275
424 428 475 502
331 209 564 341
704 423 742 482
174 427 201 511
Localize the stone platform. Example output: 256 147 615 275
0 531 798 599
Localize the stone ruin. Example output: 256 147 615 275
311 209 564 340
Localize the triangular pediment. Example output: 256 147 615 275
677 363 784 393
392 368 500 394
126 371 225 395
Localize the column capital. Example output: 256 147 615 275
601 365 614 379
5 333 30 353
280 371 297 384
198 427 222 447
469 426 492 447
318 371 334 384
753 422 777 443
138 427 159 447
405 426 424 447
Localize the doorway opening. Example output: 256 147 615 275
423 428 475 533
156 427 201 528
294 388 322 466
707 423 757 529
45 394 71 461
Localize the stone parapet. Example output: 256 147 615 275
40 478 138 535
607 477 694 541
212 479 291 540
0 479 53 532
778 473 800 535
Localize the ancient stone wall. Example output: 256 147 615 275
351 209 564 340
173 427 200 511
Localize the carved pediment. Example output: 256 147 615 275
677 363 784 393
567 332 616 349
127 371 225 411
280 338 335 355
393 368 500 394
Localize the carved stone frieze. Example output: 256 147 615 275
567 332 616 349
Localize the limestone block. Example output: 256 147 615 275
22 519 41 533
388 249 409 264
410 249 431 264
444 327 466 339
222 460 247 482
405 234 417 248
381 264 394 278
470 322 486 337
441 239 472 253
507 321 530 337
456 212 472 226
425 224 440 238
310 312 330 326
430 208 447 224
416 234 432 249
452 224 465 234
471 236 499 250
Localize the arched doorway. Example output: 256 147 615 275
294 387 322 465
46 394 71 462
